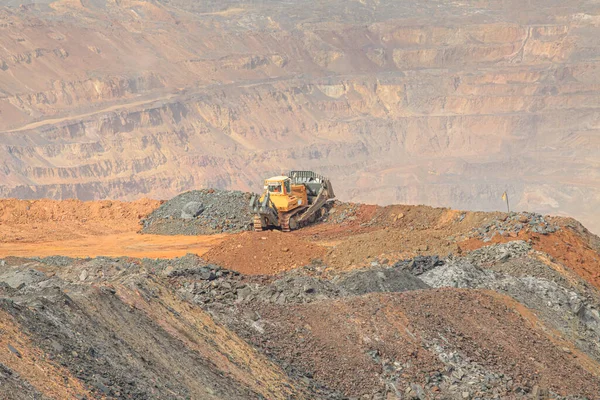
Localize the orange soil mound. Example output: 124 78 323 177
533 230 600 290
0 198 163 243
203 231 326 275
0 198 230 259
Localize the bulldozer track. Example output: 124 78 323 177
280 209 303 232
253 215 264 232
280 213 291 232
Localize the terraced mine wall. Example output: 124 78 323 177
1 0 600 233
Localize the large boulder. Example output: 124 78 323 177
181 202 205 219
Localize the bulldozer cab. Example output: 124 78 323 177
265 177 291 195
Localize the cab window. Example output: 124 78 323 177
284 180 291 194
268 183 282 193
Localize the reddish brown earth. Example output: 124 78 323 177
298 203 503 270
203 231 326 275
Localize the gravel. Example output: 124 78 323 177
393 255 445 275
327 202 361 225
334 267 429 295
140 189 254 235
471 212 559 241
32 255 79 267
176 261 431 311
466 241 532 265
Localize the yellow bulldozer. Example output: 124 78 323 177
249 171 335 232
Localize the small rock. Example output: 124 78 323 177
221 281 232 290
79 270 88 281
95 382 110 394
50 340 64 353
7 344 21 358
275 293 287 304
518 215 529 223
532 385 550 399
237 287 252 301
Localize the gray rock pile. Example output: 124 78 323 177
420 250 600 364
326 202 361 224
466 241 531 265
393 255 445 275
140 189 254 235
396 342 526 400
175 262 431 310
334 267 429 295
471 212 559 242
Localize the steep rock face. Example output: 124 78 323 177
1 0 600 233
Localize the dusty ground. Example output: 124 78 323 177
203 231 326 275
0 199 227 259
0 232 226 259
0 198 162 242
1 196 600 398
298 203 503 270
2 199 600 289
